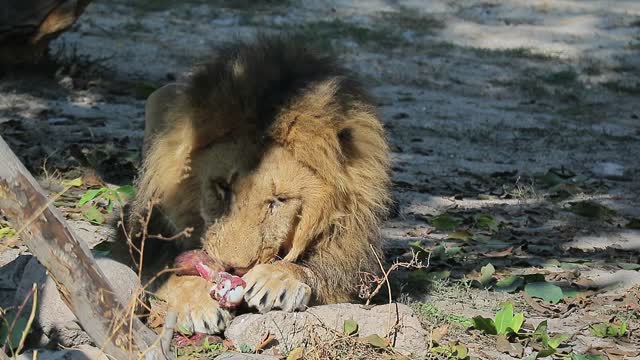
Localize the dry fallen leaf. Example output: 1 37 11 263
431 324 449 343
223 339 235 351
255 332 276 353
287 347 304 360
496 334 524 357
358 334 390 348
485 246 514 258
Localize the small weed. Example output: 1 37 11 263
505 176 539 201
472 302 524 336
76 185 135 224
588 321 627 338
416 303 473 329
175 337 224 358
0 224 17 241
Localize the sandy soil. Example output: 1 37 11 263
1 1 639 359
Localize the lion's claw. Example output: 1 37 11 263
242 264 311 313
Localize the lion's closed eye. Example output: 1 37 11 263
267 197 287 211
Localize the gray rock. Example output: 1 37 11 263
215 353 280 360
13 256 141 348
18 344 109 360
225 303 427 357
68 220 116 249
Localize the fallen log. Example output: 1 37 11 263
0 136 173 360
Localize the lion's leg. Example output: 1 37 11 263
242 262 311 313
155 274 232 334
242 258 363 313
242 235 381 313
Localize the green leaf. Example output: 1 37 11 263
472 316 497 335
566 201 614 220
409 241 429 260
115 185 136 201
452 344 468 359
473 213 499 232
424 270 451 282
77 188 107 207
343 319 358 335
430 244 447 260
588 322 627 337
561 287 578 298
493 302 525 335
494 303 514 335
82 206 105 224
446 246 462 255
523 273 546 283
177 324 193 336
106 199 115 214
510 313 525 334
533 320 549 339
62 177 83 187
616 262 640 270
448 230 473 241
0 316 28 350
547 333 570 349
537 170 565 187
525 282 564 303
92 241 112 257
239 343 253 353
625 218 640 229
479 263 495 286
0 226 17 239
495 276 525 293
431 213 462 231
531 320 569 356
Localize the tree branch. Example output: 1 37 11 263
0 136 174 359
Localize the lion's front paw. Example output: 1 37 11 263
242 263 311 313
156 275 232 334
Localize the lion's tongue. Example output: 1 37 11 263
194 261 216 281
175 250 222 279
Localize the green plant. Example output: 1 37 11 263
0 225 16 240
531 320 570 357
588 321 627 338
239 343 253 353
76 185 135 224
472 302 524 335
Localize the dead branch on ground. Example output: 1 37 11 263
0 136 174 360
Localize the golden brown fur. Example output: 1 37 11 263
119 36 390 333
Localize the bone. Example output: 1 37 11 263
174 250 246 309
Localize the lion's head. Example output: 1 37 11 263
202 79 390 275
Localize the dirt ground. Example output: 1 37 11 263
1 1 640 359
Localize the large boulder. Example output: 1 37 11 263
13 256 140 348
225 303 428 357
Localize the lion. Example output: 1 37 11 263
117 36 390 335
